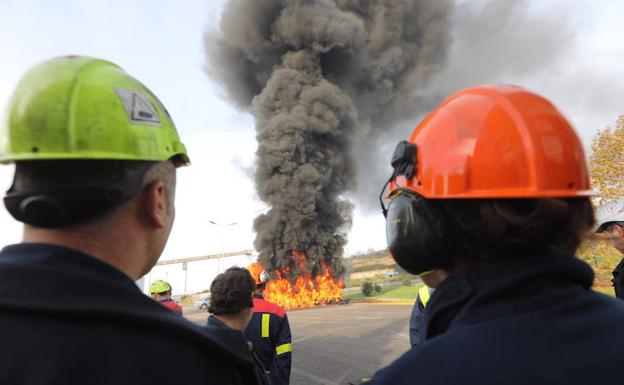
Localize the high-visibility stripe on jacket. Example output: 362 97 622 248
418 286 431 308
409 286 434 348
245 295 292 385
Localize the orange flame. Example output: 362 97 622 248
263 251 344 310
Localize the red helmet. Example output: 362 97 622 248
389 84 594 199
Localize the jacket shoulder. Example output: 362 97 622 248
253 298 286 317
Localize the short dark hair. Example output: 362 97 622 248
602 221 624 233
6 160 155 227
439 198 594 271
208 267 255 315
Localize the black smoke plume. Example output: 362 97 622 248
206 0 452 279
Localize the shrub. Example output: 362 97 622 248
374 283 382 293
401 277 412 286
361 281 374 297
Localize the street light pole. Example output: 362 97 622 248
208 220 237 274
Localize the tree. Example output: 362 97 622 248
577 114 624 289
361 281 374 297
589 114 624 205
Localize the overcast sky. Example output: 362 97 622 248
1 0 623 292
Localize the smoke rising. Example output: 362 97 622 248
206 0 452 279
352 0 585 210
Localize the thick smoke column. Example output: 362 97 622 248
206 0 451 279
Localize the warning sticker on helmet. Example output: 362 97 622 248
115 88 162 126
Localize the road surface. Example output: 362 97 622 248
186 303 413 385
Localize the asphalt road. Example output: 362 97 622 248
185 303 413 385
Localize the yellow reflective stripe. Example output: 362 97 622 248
261 313 270 338
418 285 431 308
276 343 292 355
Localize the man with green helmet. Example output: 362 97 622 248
149 279 183 315
0 56 261 384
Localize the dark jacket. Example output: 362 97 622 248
612 257 624 299
408 293 426 348
245 295 292 385
206 315 269 385
368 256 624 385
0 243 259 385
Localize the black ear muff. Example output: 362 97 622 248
4 188 130 228
18 195 68 227
385 191 454 274
380 141 418 217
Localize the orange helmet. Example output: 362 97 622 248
247 262 269 285
383 85 594 275
389 84 594 199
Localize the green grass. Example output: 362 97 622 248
345 285 617 301
345 284 422 301
376 285 421 299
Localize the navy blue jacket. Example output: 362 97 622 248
205 315 269 385
0 243 259 385
612 257 624 299
368 256 624 385
245 295 292 385
408 294 426 347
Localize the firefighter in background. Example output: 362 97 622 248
408 270 446 348
368 85 624 384
206 267 269 385
595 200 624 299
150 279 183 315
246 263 292 385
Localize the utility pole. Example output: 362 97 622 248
183 262 188 295
208 220 237 274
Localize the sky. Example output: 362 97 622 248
1 0 623 293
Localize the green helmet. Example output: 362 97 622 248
1 55 189 164
150 279 172 294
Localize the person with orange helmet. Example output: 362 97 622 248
245 262 292 385
366 85 624 384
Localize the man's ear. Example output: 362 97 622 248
143 180 168 228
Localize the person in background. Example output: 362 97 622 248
150 279 183 315
368 85 624 384
595 200 624 299
246 262 292 385
206 267 268 385
0 56 259 385
408 270 446 348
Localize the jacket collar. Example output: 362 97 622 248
207 315 229 329
424 256 594 340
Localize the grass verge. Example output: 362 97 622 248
346 284 422 301
346 285 616 301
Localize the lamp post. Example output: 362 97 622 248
209 220 237 274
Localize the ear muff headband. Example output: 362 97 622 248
4 161 153 228
4 187 138 228
385 190 454 275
